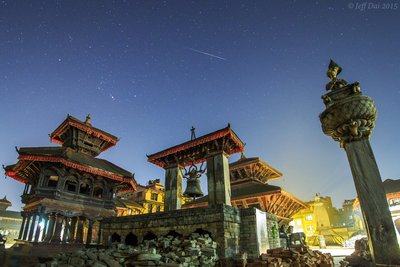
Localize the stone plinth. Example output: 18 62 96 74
102 204 240 259
102 205 279 260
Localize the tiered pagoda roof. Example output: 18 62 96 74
4 115 137 190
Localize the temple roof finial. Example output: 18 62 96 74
85 114 91 126
190 126 196 140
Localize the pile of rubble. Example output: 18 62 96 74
37 232 218 267
245 247 334 267
340 237 372 267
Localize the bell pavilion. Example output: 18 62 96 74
4 115 137 246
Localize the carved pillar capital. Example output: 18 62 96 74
320 82 377 147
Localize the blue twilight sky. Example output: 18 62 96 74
0 0 399 211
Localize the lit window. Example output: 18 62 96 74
295 219 302 226
47 176 59 187
305 215 313 221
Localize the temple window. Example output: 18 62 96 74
64 180 77 192
151 193 158 201
93 187 103 199
47 175 59 188
156 205 161 212
79 182 91 195
148 204 153 213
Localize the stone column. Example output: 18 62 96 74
69 217 77 242
34 214 43 242
164 165 183 211
207 152 231 205
18 214 26 240
41 215 49 241
50 214 64 243
27 214 37 241
320 63 400 265
86 219 94 245
62 217 70 243
75 216 85 243
44 213 56 242
22 215 31 240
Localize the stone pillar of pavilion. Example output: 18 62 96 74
18 214 27 240
41 215 48 241
86 219 94 245
320 60 400 265
62 217 70 243
69 217 78 242
207 152 231 205
50 214 64 243
44 213 56 242
22 215 31 240
147 124 245 209
164 165 183 211
28 214 37 241
75 216 85 243
34 213 43 242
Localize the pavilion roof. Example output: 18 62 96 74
147 125 245 168
49 115 118 152
4 146 137 189
229 156 282 183
0 196 11 205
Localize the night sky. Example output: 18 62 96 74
1 1 399 211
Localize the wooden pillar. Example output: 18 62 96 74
97 220 103 244
164 165 183 211
27 214 37 241
34 214 43 242
320 65 400 265
75 216 85 243
41 215 48 241
22 215 31 240
206 152 231 205
345 139 400 263
69 217 77 242
86 219 94 245
62 217 70 243
44 213 56 242
51 214 64 243
18 214 26 240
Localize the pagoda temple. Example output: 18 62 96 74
183 154 307 225
4 115 137 245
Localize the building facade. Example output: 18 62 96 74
0 196 22 247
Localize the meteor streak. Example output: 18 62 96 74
186 47 226 61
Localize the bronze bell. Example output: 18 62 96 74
183 177 204 199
